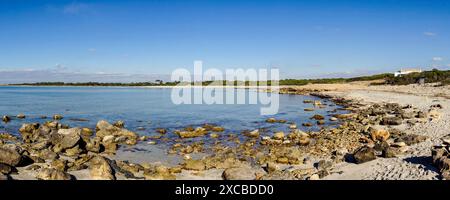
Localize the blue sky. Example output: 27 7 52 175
0 0 449 82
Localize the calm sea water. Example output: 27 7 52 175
0 86 344 140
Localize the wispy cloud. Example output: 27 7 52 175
88 48 96 52
63 2 90 15
424 32 437 37
432 57 443 61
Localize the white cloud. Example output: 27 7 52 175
63 2 90 14
432 57 443 61
424 32 437 37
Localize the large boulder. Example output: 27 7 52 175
353 146 376 164
89 156 116 180
96 120 138 142
51 128 82 151
0 147 22 166
370 129 390 142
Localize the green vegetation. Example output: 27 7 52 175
9 70 449 87
382 69 450 86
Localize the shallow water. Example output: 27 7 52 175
0 86 344 143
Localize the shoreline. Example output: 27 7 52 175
1 83 449 180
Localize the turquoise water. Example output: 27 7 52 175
0 86 343 140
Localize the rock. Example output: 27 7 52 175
396 134 428 145
265 162 281 172
183 159 205 171
222 167 257 180
2 115 10 123
330 117 338 121
311 114 325 120
381 117 402 126
36 168 72 180
276 157 289 164
211 126 225 132
0 174 12 180
96 120 138 142
303 100 313 103
428 109 441 119
53 114 63 120
308 174 320 180
245 129 260 138
391 142 406 147
382 147 397 158
317 120 325 125
210 133 219 138
113 120 125 128
302 123 313 127
316 160 333 170
289 124 297 129
16 113 26 119
102 135 115 144
103 143 118 154
38 149 59 160
0 163 15 174
273 132 285 140
416 111 427 118
89 156 116 180
86 137 102 153
353 146 376 164
175 127 208 138
304 108 315 112
51 159 67 171
52 128 81 150
370 129 390 142
156 128 167 134
65 145 83 157
266 118 277 123
0 147 22 166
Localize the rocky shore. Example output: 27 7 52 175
0 83 449 180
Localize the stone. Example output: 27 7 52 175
0 163 15 174
222 167 257 180
96 120 138 141
353 146 376 164
211 126 225 132
308 174 320 180
289 124 297 129
102 135 115 144
0 147 22 166
51 159 67 171
428 109 441 119
266 118 277 123
86 137 102 153
113 120 125 128
304 108 315 112
311 114 325 120
276 157 289 164
2 115 10 123
370 129 390 142
210 133 219 139
53 128 82 150
273 132 285 140
53 114 63 120
316 160 333 170
246 129 260 138
175 127 208 138
396 134 428 145
391 142 406 147
16 113 26 119
302 123 313 127
330 117 338 121
36 168 72 180
156 128 167 134
183 159 205 171
317 120 325 125
382 147 397 158
89 156 116 180
381 117 402 126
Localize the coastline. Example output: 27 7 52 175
1 83 449 180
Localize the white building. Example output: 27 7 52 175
394 68 422 77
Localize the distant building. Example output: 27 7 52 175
394 68 422 77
